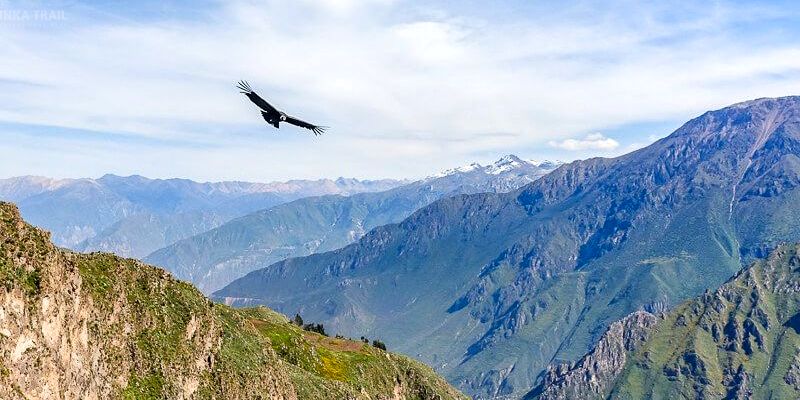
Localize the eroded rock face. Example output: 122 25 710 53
0 202 296 399
525 311 659 400
784 349 800 390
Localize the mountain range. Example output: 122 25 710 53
0 202 464 399
528 242 800 399
0 174 405 258
213 96 800 398
145 155 560 293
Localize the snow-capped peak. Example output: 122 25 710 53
426 155 562 181
486 154 525 175
429 162 482 178
529 159 562 169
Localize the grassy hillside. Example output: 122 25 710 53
529 242 800 399
612 243 800 399
0 202 465 399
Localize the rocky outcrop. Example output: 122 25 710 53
784 350 800 390
525 311 659 399
0 202 465 399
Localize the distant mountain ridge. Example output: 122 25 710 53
145 155 561 293
0 174 406 257
213 96 800 398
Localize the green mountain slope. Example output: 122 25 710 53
75 210 228 259
145 155 557 293
0 174 405 257
213 96 800 398
529 242 800 399
0 202 465 399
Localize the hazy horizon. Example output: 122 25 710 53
0 152 565 183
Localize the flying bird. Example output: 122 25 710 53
237 81 327 136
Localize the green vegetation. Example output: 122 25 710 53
0 204 46 296
615 246 800 398
0 202 466 399
0 258 40 297
292 313 304 326
607 244 800 399
372 339 387 350
293 312 390 351
146 156 556 294
533 243 800 399
121 372 166 400
303 322 328 336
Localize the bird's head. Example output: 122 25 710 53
279 114 287 121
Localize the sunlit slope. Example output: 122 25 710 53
0 202 465 400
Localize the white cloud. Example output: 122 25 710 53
622 134 667 153
1 1 800 181
548 133 620 151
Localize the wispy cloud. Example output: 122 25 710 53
1 0 800 180
549 133 619 151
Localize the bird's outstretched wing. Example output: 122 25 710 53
237 80 278 114
284 115 327 136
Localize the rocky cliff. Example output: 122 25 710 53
525 311 659 399
0 202 465 399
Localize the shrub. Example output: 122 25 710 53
303 323 327 336
372 339 386 351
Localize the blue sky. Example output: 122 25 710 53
1 0 800 182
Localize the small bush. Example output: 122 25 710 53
303 323 327 336
372 339 386 351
